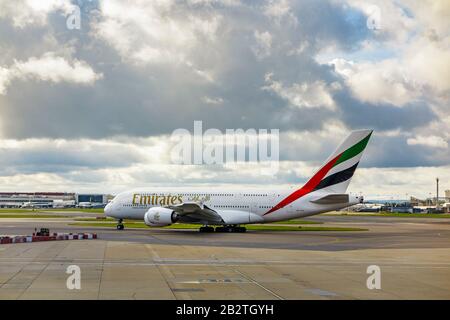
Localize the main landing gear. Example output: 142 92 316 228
198 225 247 232
215 225 246 233
199 226 215 233
116 219 124 230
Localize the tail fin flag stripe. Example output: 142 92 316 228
264 131 372 216
332 132 372 168
313 162 359 191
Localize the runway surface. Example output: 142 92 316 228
1 215 450 299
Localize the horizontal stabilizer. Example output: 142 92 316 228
310 194 349 204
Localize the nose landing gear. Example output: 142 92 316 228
116 219 124 230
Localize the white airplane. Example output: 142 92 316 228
105 129 372 232
78 202 104 209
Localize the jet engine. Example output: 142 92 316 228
144 207 178 227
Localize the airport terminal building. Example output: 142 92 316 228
0 192 109 208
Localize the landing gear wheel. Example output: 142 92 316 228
116 219 124 230
215 225 246 233
199 226 215 233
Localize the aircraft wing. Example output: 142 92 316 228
166 202 224 223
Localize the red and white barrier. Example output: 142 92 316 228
0 232 97 245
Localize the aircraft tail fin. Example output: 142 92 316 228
264 130 372 215
302 129 373 194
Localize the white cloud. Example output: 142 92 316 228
330 58 418 106
263 0 290 18
331 1 450 108
252 30 272 59
287 41 309 56
403 37 450 95
14 53 103 84
187 0 241 6
0 53 102 94
202 96 224 105
0 126 448 198
352 166 450 199
330 33 450 107
0 173 70 191
279 121 348 161
0 67 11 94
1 148 448 199
401 0 450 37
262 73 336 110
93 0 222 67
0 0 75 28
407 135 448 149
345 0 416 43
263 0 297 26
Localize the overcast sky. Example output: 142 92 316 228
0 0 448 198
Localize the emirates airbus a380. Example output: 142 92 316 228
105 129 372 232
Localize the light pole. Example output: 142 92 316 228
436 177 440 210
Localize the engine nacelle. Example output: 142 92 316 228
144 207 178 227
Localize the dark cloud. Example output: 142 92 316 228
334 91 437 131
0 0 447 179
289 0 372 50
0 140 145 176
363 134 449 168
0 0 374 139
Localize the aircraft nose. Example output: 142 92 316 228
104 202 112 217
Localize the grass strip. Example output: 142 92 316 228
0 214 69 218
327 212 450 218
